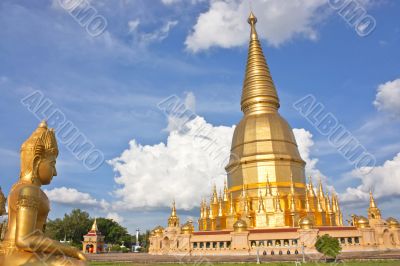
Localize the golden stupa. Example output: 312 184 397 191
150 12 400 256
197 12 343 231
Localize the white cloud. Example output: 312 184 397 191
106 212 124 223
44 187 109 209
161 0 181 5
161 0 206 5
185 0 327 52
293 128 326 182
129 20 179 48
128 19 140 33
109 93 324 211
340 153 400 202
109 115 235 210
373 78 400 116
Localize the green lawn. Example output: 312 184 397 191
89 261 400 266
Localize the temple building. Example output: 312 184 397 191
82 219 105 254
149 13 400 255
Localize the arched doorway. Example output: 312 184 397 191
383 230 394 248
85 244 94 253
162 237 170 254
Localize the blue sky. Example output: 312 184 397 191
0 0 399 233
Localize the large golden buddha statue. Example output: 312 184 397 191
0 121 86 266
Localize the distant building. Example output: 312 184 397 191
82 219 105 253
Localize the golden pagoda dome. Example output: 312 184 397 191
356 216 370 228
387 217 400 229
233 219 248 232
299 217 314 230
181 221 194 235
153 226 164 236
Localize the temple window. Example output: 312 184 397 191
267 240 273 246
227 242 231 248
340 238 345 244
295 250 299 255
275 240 281 246
200 242 204 248
213 242 217 249
355 237 360 244
219 242 224 249
292 239 298 246
193 242 198 249
347 238 353 244
287 250 291 255
284 240 289 246
279 250 283 255
206 242 210 249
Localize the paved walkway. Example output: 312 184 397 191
87 250 400 263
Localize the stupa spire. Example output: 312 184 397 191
171 200 177 217
369 190 377 208
241 12 280 114
91 218 98 231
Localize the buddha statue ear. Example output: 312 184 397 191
31 155 41 184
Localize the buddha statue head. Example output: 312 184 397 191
20 120 58 185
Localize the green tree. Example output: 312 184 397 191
95 218 132 247
45 209 134 249
315 234 342 261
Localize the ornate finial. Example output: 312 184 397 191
171 199 177 217
91 218 98 231
326 193 333 213
265 175 272 196
369 190 377 208
39 120 48 128
241 12 280 114
218 196 224 217
212 184 218 204
316 194 324 212
258 191 265 212
248 12 258 41
275 191 283 212
305 188 311 212
248 12 257 25
318 178 324 198
223 182 229 202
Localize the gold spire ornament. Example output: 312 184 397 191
241 12 280 113
368 191 381 220
0 121 86 265
168 200 180 227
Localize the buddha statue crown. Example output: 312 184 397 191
20 120 58 181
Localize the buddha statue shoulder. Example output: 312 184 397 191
0 121 86 266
